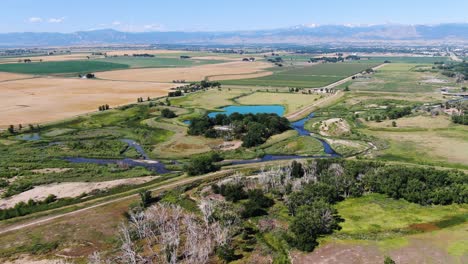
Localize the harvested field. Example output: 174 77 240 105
97 61 272 82
0 54 96 64
0 176 158 209
208 70 273 81
0 77 175 127
0 72 33 82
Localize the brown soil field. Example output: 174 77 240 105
0 72 34 82
97 61 272 82
0 77 175 127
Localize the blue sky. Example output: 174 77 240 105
1 0 467 33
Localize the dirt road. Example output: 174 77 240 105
0 170 233 235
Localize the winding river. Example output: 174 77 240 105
65 105 340 171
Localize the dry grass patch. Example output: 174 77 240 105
366 115 452 129
0 176 158 209
97 61 271 82
371 129 468 166
0 77 175 127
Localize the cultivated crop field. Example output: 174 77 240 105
96 56 226 68
221 61 380 88
97 61 272 82
0 60 129 75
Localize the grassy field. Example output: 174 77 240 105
235 92 322 115
335 193 468 240
347 63 458 93
292 193 468 263
366 56 451 64
170 88 251 111
221 62 380 88
96 56 225 68
0 60 129 75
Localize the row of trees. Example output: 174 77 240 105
98 104 110 111
137 97 151 103
6 124 40 134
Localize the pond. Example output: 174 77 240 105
16 133 41 141
208 105 285 118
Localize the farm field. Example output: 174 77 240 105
0 60 129 75
97 61 272 82
365 56 451 63
235 92 322 115
0 77 175 127
221 61 380 88
96 56 226 68
0 47 466 264
347 63 458 93
0 72 33 82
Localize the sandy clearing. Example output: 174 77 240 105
97 61 272 82
326 138 365 148
0 176 159 209
317 118 351 136
0 77 175 128
217 140 243 151
0 72 34 82
31 168 71 174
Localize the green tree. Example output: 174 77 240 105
290 200 342 251
139 190 152 208
161 108 177 118
384 256 396 264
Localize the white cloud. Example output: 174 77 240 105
143 24 164 31
48 17 65 23
112 21 121 26
28 17 43 23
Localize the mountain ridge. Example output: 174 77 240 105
1 23 468 47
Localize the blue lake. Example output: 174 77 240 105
208 105 285 118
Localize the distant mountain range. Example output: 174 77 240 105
1 23 468 47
